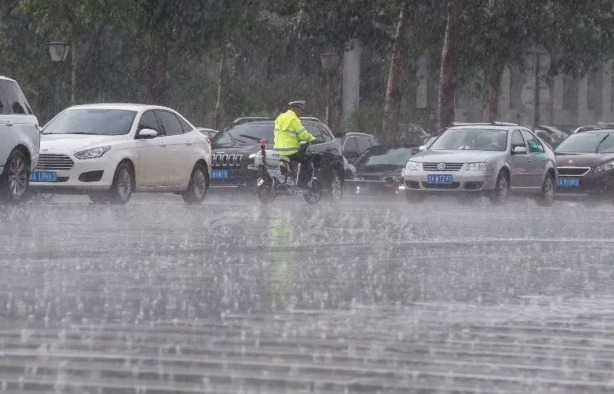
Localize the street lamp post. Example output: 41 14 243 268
320 52 341 131
47 42 70 114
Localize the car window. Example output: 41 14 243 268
511 130 526 149
430 128 508 151
0 92 9 115
356 137 372 154
177 115 193 132
343 137 358 154
156 110 184 136
43 109 137 135
304 123 322 141
0 80 32 115
318 125 334 143
521 130 544 153
138 110 162 133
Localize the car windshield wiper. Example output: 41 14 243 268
596 134 610 153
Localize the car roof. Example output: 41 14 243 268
447 124 518 131
0 75 16 82
342 132 376 138
65 103 176 112
231 117 322 125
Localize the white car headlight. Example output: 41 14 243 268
74 146 111 160
595 161 614 173
465 162 492 171
405 161 421 171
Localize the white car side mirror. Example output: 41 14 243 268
418 145 427 152
138 128 158 139
512 146 528 154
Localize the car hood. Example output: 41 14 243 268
411 150 505 163
555 152 614 167
40 134 125 152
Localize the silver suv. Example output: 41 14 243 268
402 124 557 206
0 76 40 203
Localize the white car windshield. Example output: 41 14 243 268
43 109 137 135
430 128 508 151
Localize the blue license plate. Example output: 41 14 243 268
427 174 453 184
30 171 57 183
212 170 228 179
558 177 579 187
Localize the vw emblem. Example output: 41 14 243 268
437 162 446 171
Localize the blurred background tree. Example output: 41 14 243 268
0 0 613 138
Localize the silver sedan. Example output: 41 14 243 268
402 124 557 206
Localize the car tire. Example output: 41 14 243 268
0 150 30 204
536 173 555 207
183 163 208 205
489 170 510 206
405 191 425 204
107 162 134 205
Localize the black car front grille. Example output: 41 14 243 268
558 167 591 176
36 154 74 170
212 153 243 168
422 162 464 172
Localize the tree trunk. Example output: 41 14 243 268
213 55 226 131
330 63 342 132
437 0 460 129
382 2 411 143
145 37 170 104
484 63 505 123
70 39 77 105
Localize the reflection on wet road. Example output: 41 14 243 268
1 197 614 393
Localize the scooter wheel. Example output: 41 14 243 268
303 180 323 205
257 178 276 204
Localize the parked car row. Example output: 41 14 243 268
0 75 213 206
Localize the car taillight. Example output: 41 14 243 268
205 136 212 145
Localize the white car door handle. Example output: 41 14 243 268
159 142 167 147
5 121 13 127
185 141 192 146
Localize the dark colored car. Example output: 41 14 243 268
555 129 614 201
210 117 345 195
535 125 569 148
345 145 415 197
337 132 378 163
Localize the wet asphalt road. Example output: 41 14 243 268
1 194 614 393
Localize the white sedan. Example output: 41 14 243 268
31 104 211 205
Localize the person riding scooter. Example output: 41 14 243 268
273 101 317 186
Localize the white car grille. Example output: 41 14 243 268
36 154 74 170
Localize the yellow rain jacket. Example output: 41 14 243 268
273 110 316 156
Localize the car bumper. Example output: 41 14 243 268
209 167 258 192
30 155 115 192
403 171 497 193
556 174 614 198
345 180 405 197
